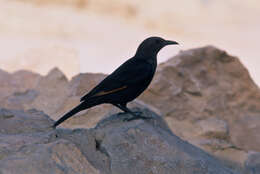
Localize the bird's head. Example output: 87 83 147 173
135 36 178 58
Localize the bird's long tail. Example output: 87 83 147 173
53 102 88 128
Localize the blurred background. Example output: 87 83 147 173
0 0 259 85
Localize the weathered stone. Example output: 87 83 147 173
0 108 99 174
245 151 260 174
30 67 70 115
1 46 260 170
0 107 240 174
0 69 41 104
76 108 239 174
68 72 106 97
229 115 260 152
196 117 228 139
214 148 248 167
139 46 260 154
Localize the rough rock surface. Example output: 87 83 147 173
245 152 260 174
0 69 41 105
196 117 228 138
0 107 239 174
1 46 260 170
0 108 100 174
139 46 260 163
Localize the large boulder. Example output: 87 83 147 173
139 46 260 162
0 107 240 174
141 46 259 123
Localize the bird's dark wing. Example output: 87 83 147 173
80 58 152 102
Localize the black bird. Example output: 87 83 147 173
53 37 178 128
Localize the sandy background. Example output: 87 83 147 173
0 0 259 85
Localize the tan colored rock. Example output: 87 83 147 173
140 46 258 119
230 115 260 152
0 69 41 109
68 72 106 97
214 148 248 167
140 46 260 153
30 67 70 115
52 72 110 128
54 96 113 129
0 69 14 101
196 117 228 139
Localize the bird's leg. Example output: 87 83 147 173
113 103 128 115
113 103 134 115
121 103 143 115
113 103 151 121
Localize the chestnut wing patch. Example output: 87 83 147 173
93 86 127 97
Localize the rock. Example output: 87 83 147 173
196 117 228 139
1 46 260 169
30 67 70 115
68 72 106 97
230 115 260 153
0 107 240 174
51 72 111 128
60 108 240 174
139 46 260 154
54 97 113 129
0 69 14 101
0 69 41 102
214 148 248 169
4 89 39 110
0 108 99 174
12 70 41 91
140 46 258 120
0 69 41 109
54 99 160 129
245 151 260 174
0 67 70 115
191 138 233 152
0 108 52 134
0 138 100 174
52 72 111 128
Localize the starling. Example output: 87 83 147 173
53 36 178 128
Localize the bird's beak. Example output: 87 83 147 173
165 40 179 45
